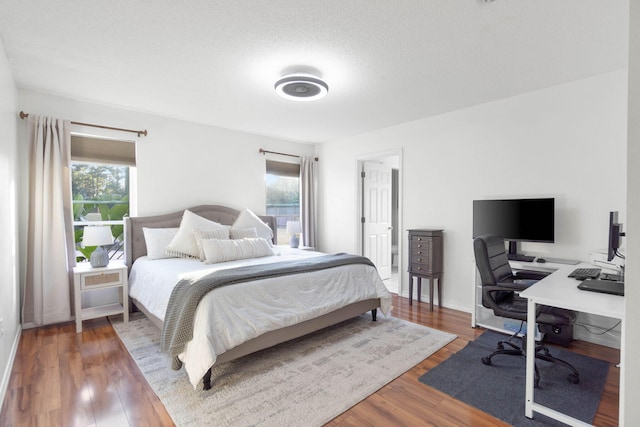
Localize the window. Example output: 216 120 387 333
71 135 136 262
265 160 300 245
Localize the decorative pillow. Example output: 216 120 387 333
143 227 179 260
201 237 275 264
229 227 258 240
165 210 227 258
231 209 273 243
194 227 230 260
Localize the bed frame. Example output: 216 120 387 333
124 205 380 390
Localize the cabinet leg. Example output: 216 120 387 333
429 278 434 311
409 274 413 305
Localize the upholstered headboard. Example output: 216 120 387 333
124 205 278 270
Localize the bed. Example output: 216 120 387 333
124 205 392 390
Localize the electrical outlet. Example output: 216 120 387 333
0 318 4 338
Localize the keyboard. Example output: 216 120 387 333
578 279 624 296
508 254 536 262
568 267 601 279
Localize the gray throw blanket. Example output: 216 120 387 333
161 253 375 370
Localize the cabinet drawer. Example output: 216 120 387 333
411 241 431 254
81 270 123 290
409 262 433 274
411 242 431 262
410 233 432 242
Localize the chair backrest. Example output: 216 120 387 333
473 234 516 309
473 234 513 286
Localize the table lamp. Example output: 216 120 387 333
82 225 113 268
286 221 302 248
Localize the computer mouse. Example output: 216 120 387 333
536 258 546 263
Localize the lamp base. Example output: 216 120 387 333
90 246 109 268
289 234 300 248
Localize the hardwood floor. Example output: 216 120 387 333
1 294 620 426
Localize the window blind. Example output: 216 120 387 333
266 159 300 177
71 135 136 166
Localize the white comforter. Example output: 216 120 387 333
128 247 392 387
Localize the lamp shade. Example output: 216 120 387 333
286 221 302 235
82 226 113 247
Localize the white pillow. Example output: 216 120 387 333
165 210 227 258
142 227 179 260
194 227 230 260
231 209 273 243
201 237 274 264
229 227 258 240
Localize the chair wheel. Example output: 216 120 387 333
567 374 580 384
481 357 492 365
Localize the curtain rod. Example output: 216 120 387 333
19 111 148 137
259 148 318 161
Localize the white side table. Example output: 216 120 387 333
73 261 129 333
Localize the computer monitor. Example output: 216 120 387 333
607 211 624 262
472 198 555 260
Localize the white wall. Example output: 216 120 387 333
624 1 639 423
0 37 20 405
18 90 315 218
318 71 627 316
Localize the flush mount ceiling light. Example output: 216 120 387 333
274 75 328 101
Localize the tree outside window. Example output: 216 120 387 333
72 162 130 262
266 172 300 245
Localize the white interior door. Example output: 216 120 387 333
362 161 392 280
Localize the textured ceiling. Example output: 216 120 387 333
0 0 629 143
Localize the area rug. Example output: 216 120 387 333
419 330 610 426
112 314 456 426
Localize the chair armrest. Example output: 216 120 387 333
514 270 549 281
482 283 540 318
493 280 535 292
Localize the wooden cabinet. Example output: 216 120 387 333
407 229 443 310
73 261 129 333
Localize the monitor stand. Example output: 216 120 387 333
507 241 535 262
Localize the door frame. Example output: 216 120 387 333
356 148 403 294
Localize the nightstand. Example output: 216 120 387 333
73 261 129 333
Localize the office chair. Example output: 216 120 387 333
473 234 580 387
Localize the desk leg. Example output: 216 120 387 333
525 298 536 419
437 275 442 307
417 277 422 303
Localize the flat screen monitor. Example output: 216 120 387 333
608 211 623 262
473 198 555 260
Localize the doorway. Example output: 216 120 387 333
357 150 402 294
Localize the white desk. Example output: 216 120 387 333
519 262 625 426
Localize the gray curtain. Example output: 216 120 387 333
300 156 317 248
23 116 75 326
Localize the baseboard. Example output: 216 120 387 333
574 312 622 349
0 324 22 407
398 291 470 313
